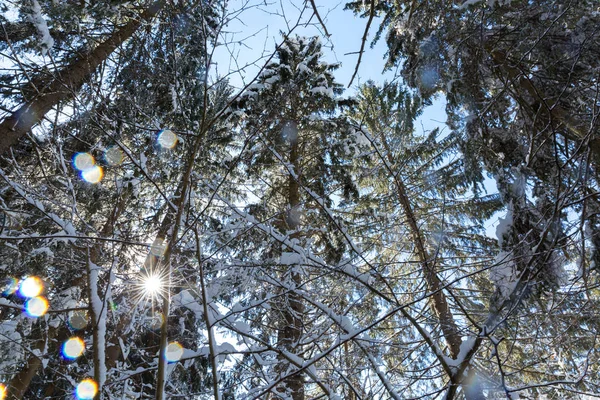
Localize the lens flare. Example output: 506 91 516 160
73 153 95 171
81 165 104 184
18 276 43 298
1 277 18 296
68 310 89 330
75 379 97 400
72 152 103 183
0 383 6 400
165 342 183 362
104 146 124 166
62 337 85 360
25 296 49 317
157 129 178 149
282 121 298 143
135 266 171 304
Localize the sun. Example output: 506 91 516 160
133 267 170 305
143 274 163 296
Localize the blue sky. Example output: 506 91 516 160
209 0 504 237
211 0 448 135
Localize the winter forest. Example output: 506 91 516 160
0 0 599 399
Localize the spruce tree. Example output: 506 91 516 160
346 1 600 397
230 35 357 399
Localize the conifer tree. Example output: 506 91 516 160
0 1 234 398
346 1 600 397
231 35 357 399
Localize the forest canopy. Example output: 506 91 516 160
0 1 599 399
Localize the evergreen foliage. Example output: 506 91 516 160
0 1 599 399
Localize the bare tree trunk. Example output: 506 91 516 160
378 136 462 357
87 251 105 400
154 131 206 400
377 134 485 399
0 0 166 155
6 330 46 399
194 228 221 400
275 127 305 400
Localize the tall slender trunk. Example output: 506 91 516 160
0 0 166 155
275 125 305 400
378 135 484 399
6 328 47 399
154 132 205 399
194 229 221 400
379 136 462 357
87 252 106 400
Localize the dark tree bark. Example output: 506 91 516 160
275 123 305 400
0 0 166 155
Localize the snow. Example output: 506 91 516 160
310 86 334 98
279 252 303 265
29 0 54 55
490 250 517 299
446 337 477 368
172 290 203 319
297 62 312 75
30 246 54 258
263 74 281 86
0 318 23 371
456 0 484 9
170 84 179 112
140 152 147 172
89 261 106 390
495 205 513 247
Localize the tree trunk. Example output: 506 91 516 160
378 134 485 399
0 0 166 155
154 131 206 399
7 331 45 399
275 124 305 400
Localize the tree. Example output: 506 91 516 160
346 0 600 397
346 81 502 399
0 0 168 155
2 0 600 399
0 0 235 398
229 35 358 399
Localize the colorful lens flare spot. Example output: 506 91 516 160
73 153 95 171
165 342 184 363
75 379 97 400
73 153 103 184
104 146 124 166
68 311 89 330
62 337 85 360
81 165 104 184
25 296 49 317
18 276 43 298
157 129 178 149
0 383 6 400
1 277 18 296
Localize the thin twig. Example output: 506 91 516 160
348 0 375 88
308 0 330 37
